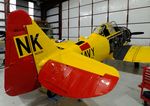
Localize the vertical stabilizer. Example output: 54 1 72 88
5 10 40 96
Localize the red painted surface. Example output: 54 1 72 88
5 10 40 96
80 43 91 51
39 60 119 98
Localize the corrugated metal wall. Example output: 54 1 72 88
9 0 41 20
46 6 59 39
0 0 5 31
0 0 41 32
47 0 150 45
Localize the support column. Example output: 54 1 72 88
4 0 9 27
59 2 62 40
40 4 47 21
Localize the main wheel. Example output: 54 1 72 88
47 90 56 98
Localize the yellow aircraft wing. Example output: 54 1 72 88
113 45 150 63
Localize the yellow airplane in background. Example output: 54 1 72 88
5 10 150 99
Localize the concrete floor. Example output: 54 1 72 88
0 53 146 106
104 59 150 75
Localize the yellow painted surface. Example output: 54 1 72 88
135 46 150 62
124 46 150 63
50 51 119 77
14 34 32 58
26 21 58 73
80 33 110 61
79 36 86 40
55 40 75 49
25 20 119 78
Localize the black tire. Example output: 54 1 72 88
144 101 147 106
47 90 56 98
78 99 82 102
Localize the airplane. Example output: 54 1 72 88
5 10 150 99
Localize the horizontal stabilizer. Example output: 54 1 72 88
39 52 119 98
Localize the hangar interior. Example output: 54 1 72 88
0 0 150 106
